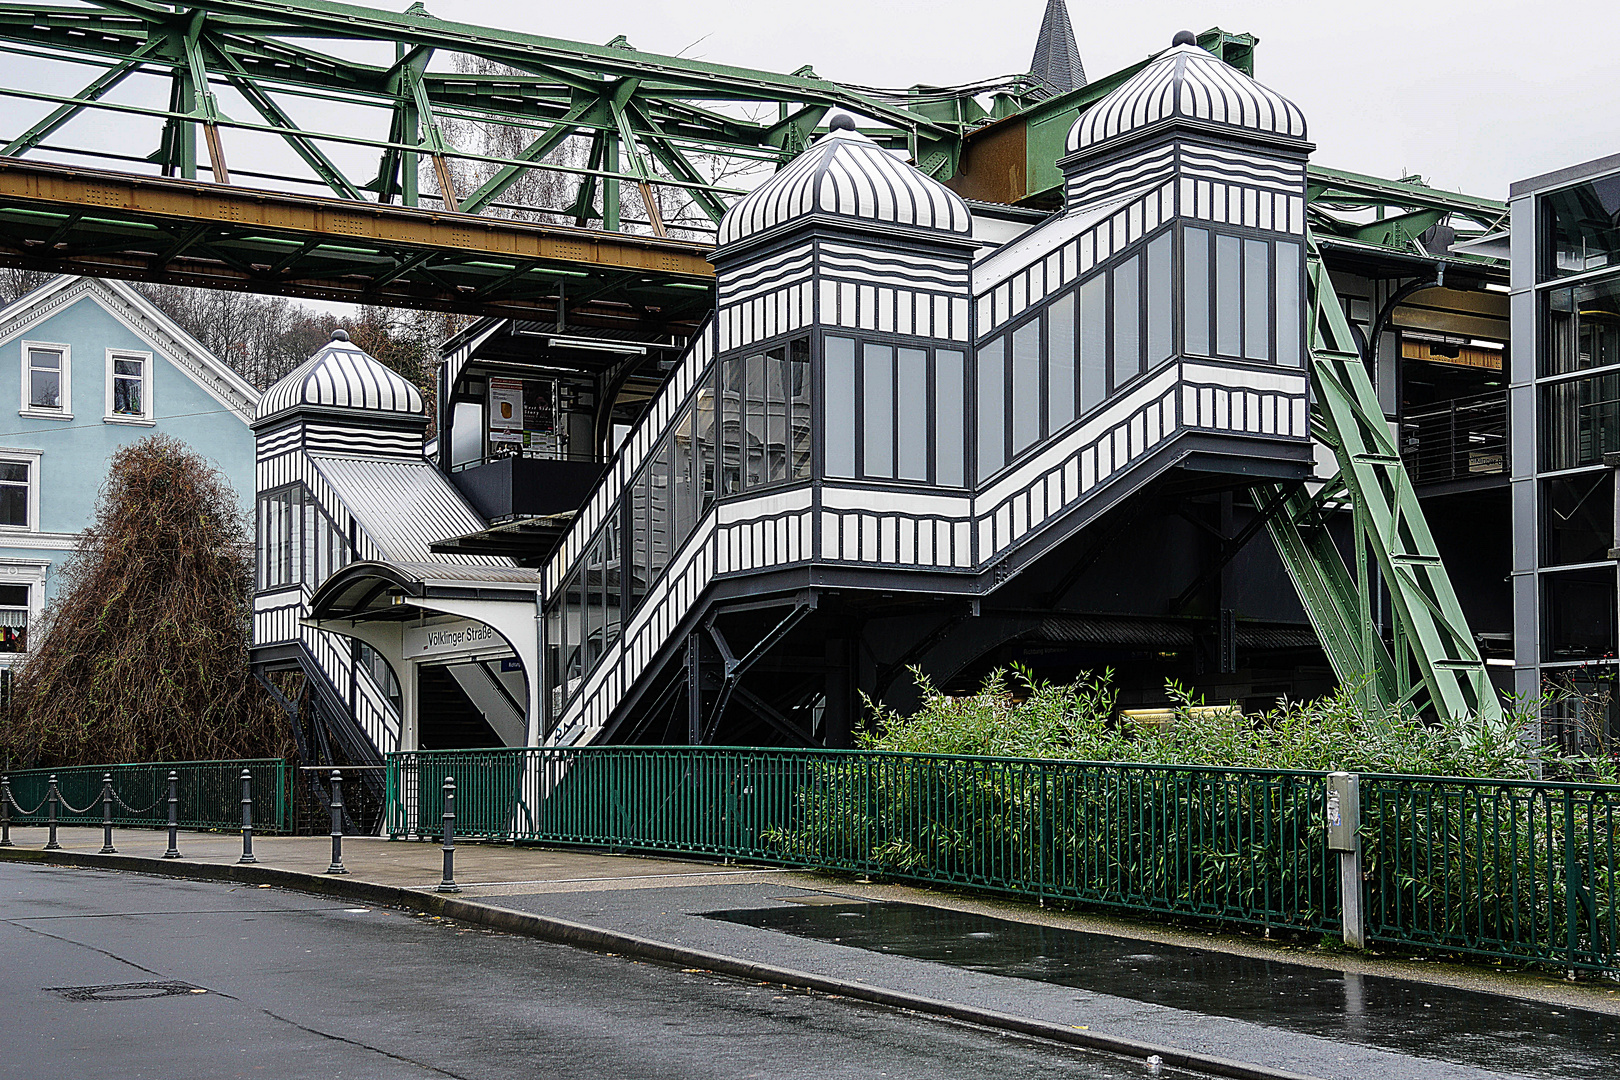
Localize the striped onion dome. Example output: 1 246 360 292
255 330 424 423
716 116 971 248
1066 35 1307 155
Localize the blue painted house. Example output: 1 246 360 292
0 275 259 679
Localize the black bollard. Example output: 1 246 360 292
436 776 460 894
99 773 117 854
44 774 60 850
238 768 256 865
325 769 348 875
162 771 181 859
0 776 12 848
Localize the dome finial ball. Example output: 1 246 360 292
828 114 856 131
1172 30 1197 47
331 328 350 342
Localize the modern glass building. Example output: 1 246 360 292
1510 153 1620 749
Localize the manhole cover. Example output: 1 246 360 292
48 981 208 1002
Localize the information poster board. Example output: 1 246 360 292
489 378 525 445
488 377 559 452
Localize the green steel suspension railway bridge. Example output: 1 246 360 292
0 0 1511 723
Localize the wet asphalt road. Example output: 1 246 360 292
0 864 1195 1080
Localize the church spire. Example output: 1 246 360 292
1028 0 1086 98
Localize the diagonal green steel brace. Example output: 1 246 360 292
1265 229 1502 723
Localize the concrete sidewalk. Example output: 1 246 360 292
3 825 1616 1080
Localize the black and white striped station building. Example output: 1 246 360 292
251 36 1349 755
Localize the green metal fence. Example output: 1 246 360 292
1361 774 1620 971
387 747 1338 935
3 759 291 833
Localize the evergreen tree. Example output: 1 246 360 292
1 435 288 766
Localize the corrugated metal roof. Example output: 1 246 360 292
386 561 537 587
308 454 510 567
1035 617 1318 651
717 125 972 248
1067 42 1306 154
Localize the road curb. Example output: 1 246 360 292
1 846 1324 1080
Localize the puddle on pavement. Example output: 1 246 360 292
704 900 1619 1079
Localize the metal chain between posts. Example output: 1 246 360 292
1 775 51 817
437 775 460 894
109 786 167 815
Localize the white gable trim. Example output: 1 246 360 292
0 276 260 425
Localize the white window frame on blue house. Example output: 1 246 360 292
0 446 41 532
104 347 154 424
20 339 71 419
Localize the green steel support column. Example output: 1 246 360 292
1267 229 1502 724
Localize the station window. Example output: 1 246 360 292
718 339 810 495
1183 227 1301 366
1542 173 1620 280
1539 372 1620 471
1542 472 1614 566
256 485 350 590
1542 276 1620 376
1543 567 1618 662
824 335 966 486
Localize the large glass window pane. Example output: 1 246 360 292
1543 568 1618 662
601 514 621 652
1543 276 1620 376
764 347 788 483
1541 372 1620 470
628 477 650 614
649 437 671 579
721 358 743 494
977 336 1007 480
863 343 895 479
1215 234 1242 357
1244 239 1271 361
1048 293 1076 432
897 348 928 481
1012 319 1041 454
935 349 965 487
824 337 856 478
1275 241 1302 367
563 569 586 698
695 373 717 509
671 404 697 549
1184 227 1210 356
1112 256 1141 390
1543 472 1614 566
1079 275 1107 411
789 338 812 481
1147 233 1173 365
744 352 767 488
584 534 606 669
1544 174 1620 279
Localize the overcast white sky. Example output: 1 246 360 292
428 0 1620 201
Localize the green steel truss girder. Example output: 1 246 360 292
0 0 988 233
1263 230 1503 723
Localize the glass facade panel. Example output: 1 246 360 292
1080 273 1107 412
1244 238 1271 361
1544 174 1620 279
1012 319 1041 453
824 336 856 477
1048 293 1076 432
790 338 812 480
1215 234 1242 357
744 352 767 488
1112 256 1141 389
1543 275 1620 376
897 347 928 481
936 349 965 487
1544 568 1618 662
671 403 697 551
1542 472 1614 566
1147 233 1173 365
720 356 743 494
863 343 895 478
765 348 788 483
1184 227 1210 356
1275 241 1302 367
1541 372 1620 470
977 336 1007 480
695 373 717 509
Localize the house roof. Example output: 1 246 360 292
0 275 260 423
1029 0 1086 98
